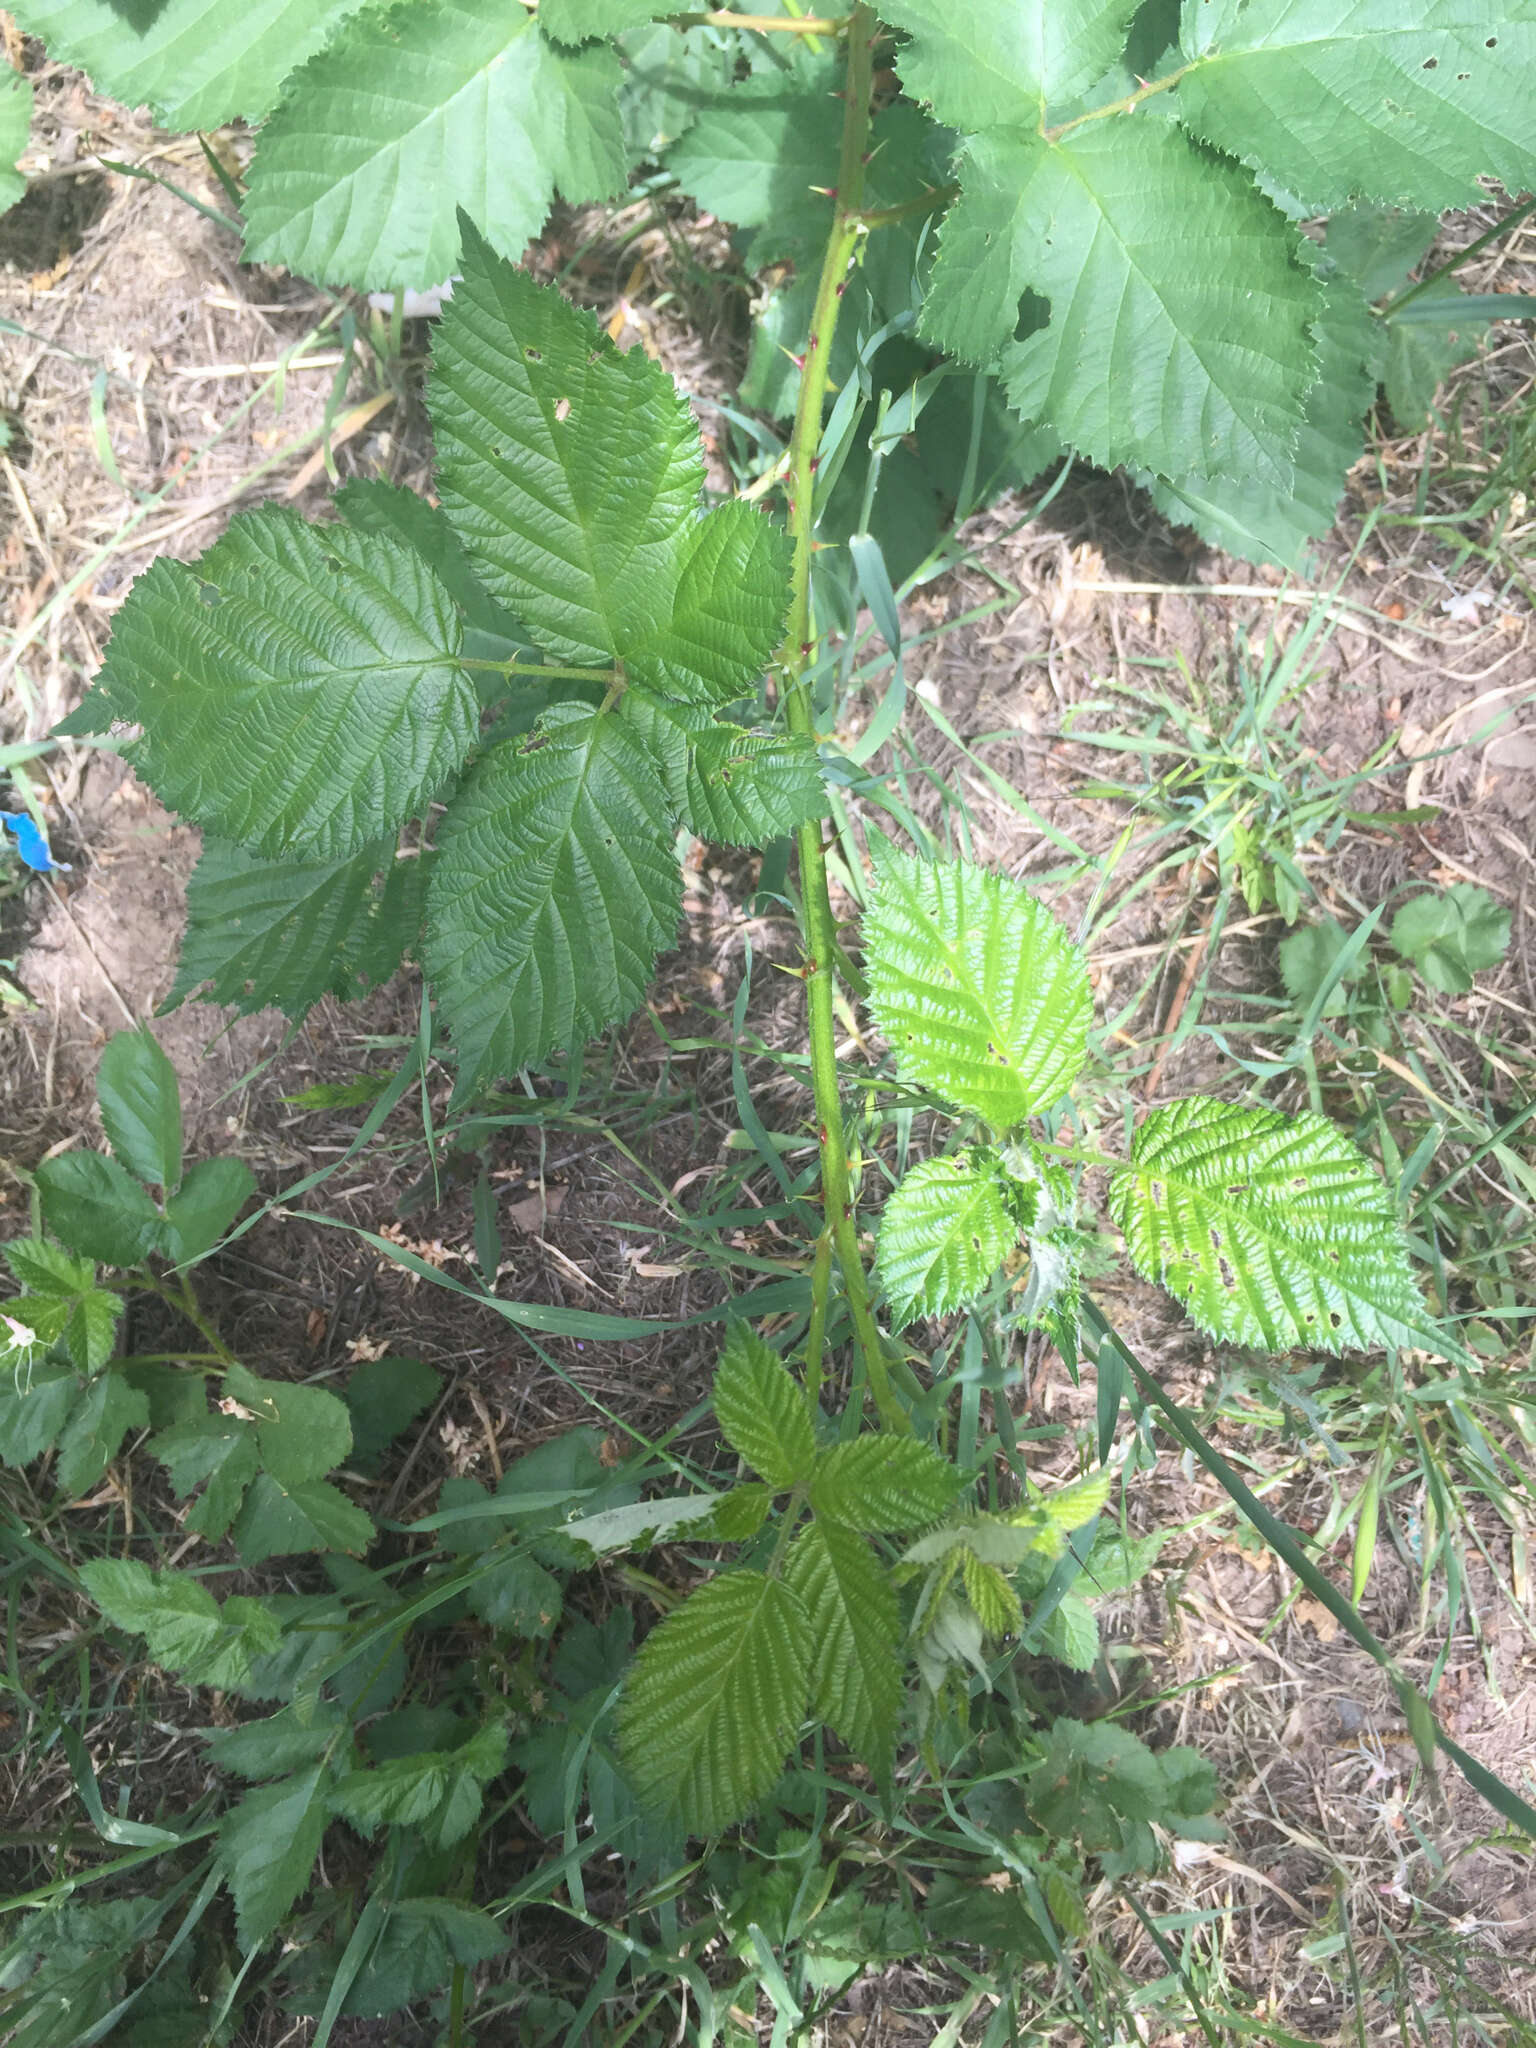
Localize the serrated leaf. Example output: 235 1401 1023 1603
1326 202 1438 303
923 122 1322 489
809 1435 959 1532
903 1517 1057 1568
466 1550 563 1637
540 0 675 38
34 1152 161 1269
424 706 680 1094
324 1896 507 2021
1177 0 1536 214
678 725 825 844
151 1410 261 1540
1039 1593 1100 1672
1147 277 1378 570
218 1766 330 1948
14 0 370 126
877 1150 1019 1327
783 1523 903 1774
624 500 792 707
55 1372 149 1496
666 63 841 270
707 1482 774 1543
242 4 627 290
712 1325 816 1490
1391 883 1511 994
80 1559 281 1690
231 1472 374 1564
334 478 535 660
621 1570 812 1833
879 0 1140 125
96 1028 182 1192
0 1361 79 1467
57 1289 123 1374
1 72 32 217
1109 1096 1458 1358
161 1158 257 1267
863 844 1092 1130
432 226 702 664
330 1721 507 1851
64 508 474 861
4 1238 93 1295
962 1549 1024 1636
204 1702 347 1782
224 1361 353 1488
1277 918 1359 1015
343 1356 441 1475
167 834 427 1020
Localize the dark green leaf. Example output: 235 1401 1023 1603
218 1766 330 1947
161 1157 257 1265
96 1027 182 1191
343 1356 441 1475
231 1472 374 1564
54 1373 149 1496
34 1152 162 1268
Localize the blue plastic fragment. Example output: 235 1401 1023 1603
1 812 62 873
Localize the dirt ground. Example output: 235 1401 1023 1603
4 45 1536 2048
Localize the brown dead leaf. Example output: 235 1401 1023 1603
304 1307 328 1348
1292 1596 1340 1642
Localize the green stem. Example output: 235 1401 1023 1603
777 5 907 1435
459 656 621 685
133 1271 239 1367
802 1227 833 1417
1044 65 1192 141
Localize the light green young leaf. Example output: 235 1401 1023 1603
1391 883 1511 995
561 1492 723 1555
621 1570 812 1833
161 1158 258 1267
96 1028 182 1192
242 3 628 289
878 0 1140 125
167 834 427 1020
1177 0 1536 213
877 1150 1019 1327
12 0 369 126
540 0 676 38
923 122 1322 489
784 1522 903 1775
1 70 31 212
712 1324 817 1491
1038 1592 1099 1672
863 844 1092 1130
218 1766 330 1948
962 1549 1023 1636
37 1286 122 1377
80 1558 281 1690
3 1237 94 1296
810 1435 959 1532
34 1152 162 1268
223 1360 354 1489
432 228 702 665
424 706 681 1095
54 1368 149 1499
231 1472 375 1564
63 509 474 861
623 500 792 708
1109 1096 1459 1358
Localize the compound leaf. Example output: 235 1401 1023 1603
97 1028 182 1193
13 0 370 126
784 1522 902 1775
219 1766 330 1948
1108 1096 1458 1358
1391 883 1511 994
432 228 702 666
80 1559 281 1691
424 705 680 1095
1177 0 1536 214
242 2 628 289
223 1361 354 1488
863 844 1091 1130
923 121 1322 489
621 1570 812 1833
34 1152 161 1268
151 1410 261 1540
877 1150 1019 1327
330 1721 507 1851
712 1325 816 1491
810 1435 959 1532
879 0 1140 126
167 834 427 1020
63 508 474 861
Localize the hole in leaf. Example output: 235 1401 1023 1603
555 397 572 423
1217 1256 1237 1291
1209 1227 1223 1250
524 346 542 361
1226 1182 1249 1196
1150 1180 1165 1207
1486 34 1497 45
1422 55 1437 67
1329 1311 1342 1328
